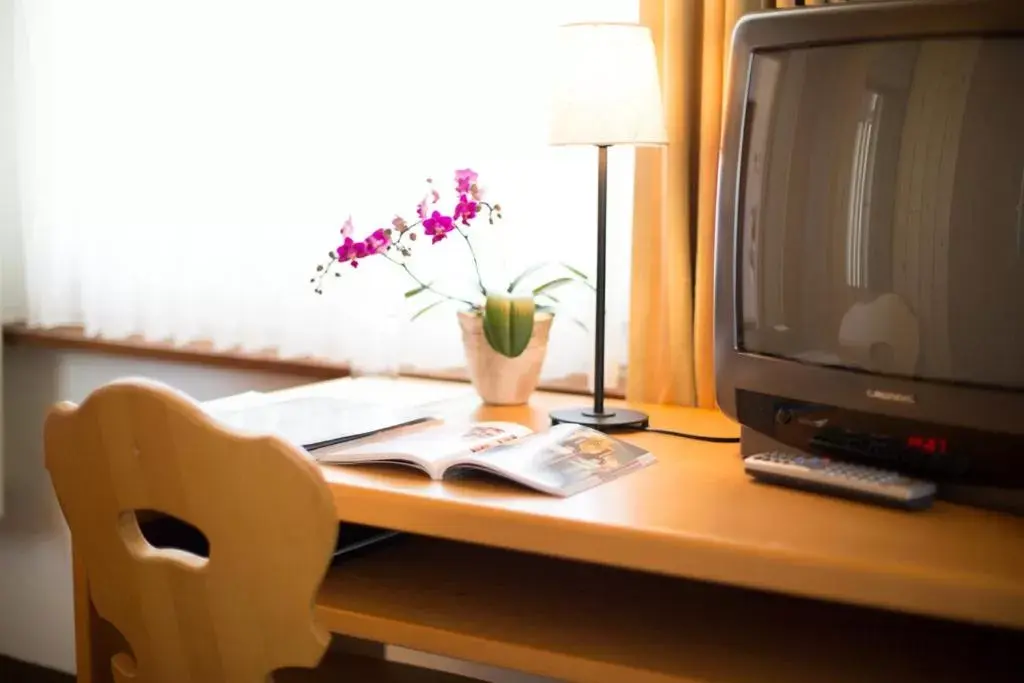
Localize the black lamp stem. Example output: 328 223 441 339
593 144 609 416
548 144 649 432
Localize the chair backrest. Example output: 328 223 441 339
44 378 339 683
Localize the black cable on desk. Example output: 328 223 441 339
641 426 740 444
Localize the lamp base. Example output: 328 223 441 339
549 407 649 432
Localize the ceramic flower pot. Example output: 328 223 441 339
457 310 553 406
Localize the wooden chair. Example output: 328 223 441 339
44 378 480 683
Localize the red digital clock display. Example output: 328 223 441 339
905 436 948 454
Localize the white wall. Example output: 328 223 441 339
0 345 551 682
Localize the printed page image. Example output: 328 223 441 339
318 420 531 468
461 424 524 453
462 424 655 495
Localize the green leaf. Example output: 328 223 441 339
508 262 593 294
562 264 596 291
411 299 446 321
506 262 548 294
483 295 510 355
508 297 536 357
559 262 590 280
483 294 535 358
567 315 589 332
404 282 432 298
532 277 576 296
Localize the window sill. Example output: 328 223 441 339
1 324 622 399
400 366 619 399
1 324 352 380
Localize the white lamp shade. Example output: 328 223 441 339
549 22 668 147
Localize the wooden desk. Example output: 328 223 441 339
75 378 1024 683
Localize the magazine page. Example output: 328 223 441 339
450 424 656 496
205 394 431 450
314 420 533 477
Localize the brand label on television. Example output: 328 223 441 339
866 389 916 405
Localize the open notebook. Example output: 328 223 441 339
314 421 657 497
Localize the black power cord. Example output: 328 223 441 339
640 426 740 444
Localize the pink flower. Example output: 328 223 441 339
422 211 454 244
426 177 440 204
341 215 355 237
336 228 389 269
336 237 361 267
455 168 478 194
453 194 478 226
364 228 391 255
319 168 503 290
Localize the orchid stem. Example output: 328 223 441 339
393 219 423 246
456 227 486 295
312 255 338 294
384 255 477 309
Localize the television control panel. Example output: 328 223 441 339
735 389 1024 488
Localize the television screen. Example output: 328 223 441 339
737 37 1024 391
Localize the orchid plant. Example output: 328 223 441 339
312 169 592 358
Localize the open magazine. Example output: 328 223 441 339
313 420 657 497
204 394 433 450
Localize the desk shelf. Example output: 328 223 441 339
321 396 1024 630
315 535 1022 683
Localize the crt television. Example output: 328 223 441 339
714 0 1024 492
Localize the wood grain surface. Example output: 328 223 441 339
269 378 1024 630
315 534 1023 683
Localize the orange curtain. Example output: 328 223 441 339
628 0 771 409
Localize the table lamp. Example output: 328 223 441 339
548 22 668 431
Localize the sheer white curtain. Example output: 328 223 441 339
8 0 638 382
1 0 16 517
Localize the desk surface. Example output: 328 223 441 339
73 377 1024 683
268 377 1024 631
